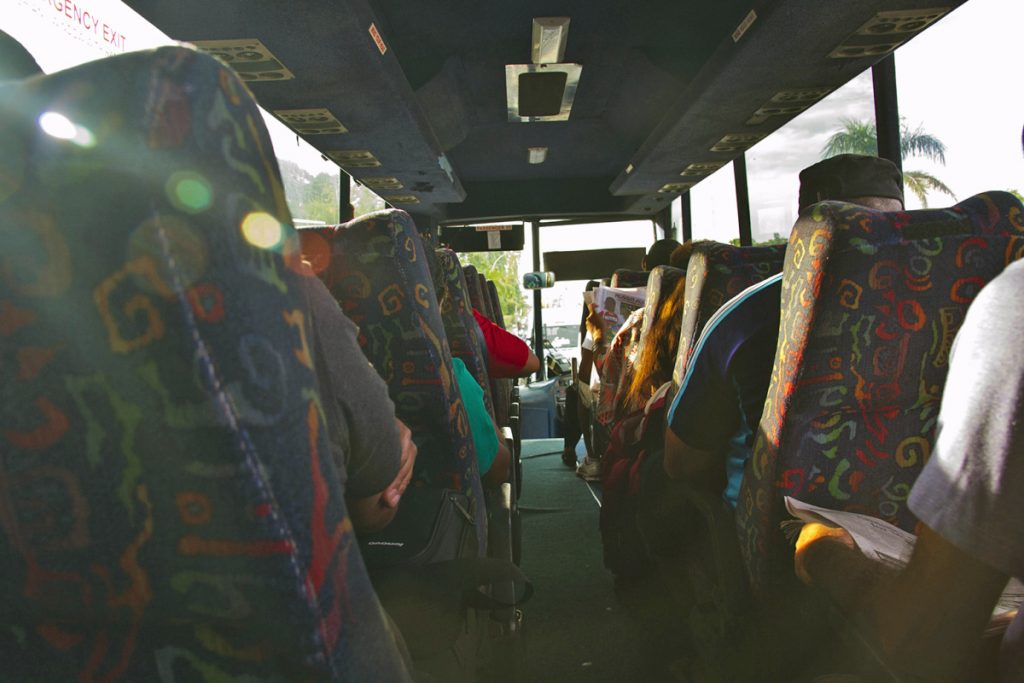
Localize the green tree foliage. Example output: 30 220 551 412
279 159 339 224
821 118 955 207
1009 189 1023 203
351 182 386 218
457 251 528 331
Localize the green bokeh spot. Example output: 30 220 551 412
167 171 213 214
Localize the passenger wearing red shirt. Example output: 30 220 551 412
471 308 541 378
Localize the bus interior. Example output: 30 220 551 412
2 0 1023 681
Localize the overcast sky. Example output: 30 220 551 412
692 0 1024 243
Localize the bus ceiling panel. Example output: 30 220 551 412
124 0 467 209
447 121 634 183
610 0 966 197
441 178 631 224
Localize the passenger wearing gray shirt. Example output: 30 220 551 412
300 268 416 532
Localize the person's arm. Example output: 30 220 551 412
473 308 537 378
795 524 1007 681
483 418 511 488
347 418 417 532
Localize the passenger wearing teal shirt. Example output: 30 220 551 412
451 356 500 477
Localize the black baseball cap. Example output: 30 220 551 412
798 154 904 211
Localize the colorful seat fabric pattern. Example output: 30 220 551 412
328 210 487 544
672 242 786 386
437 249 496 422
483 278 513 426
0 46 409 681
462 264 488 316
737 193 1024 595
486 279 505 329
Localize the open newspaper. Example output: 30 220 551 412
784 496 1024 623
585 285 646 339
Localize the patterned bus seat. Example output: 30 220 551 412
328 210 487 545
672 242 786 387
462 264 488 316
486 279 506 329
737 192 1024 595
0 46 409 681
437 249 496 422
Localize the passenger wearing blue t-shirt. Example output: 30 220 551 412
662 155 904 507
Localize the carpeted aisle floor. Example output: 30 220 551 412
514 439 689 682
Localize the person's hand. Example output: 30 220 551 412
585 303 607 346
794 522 857 585
383 419 416 508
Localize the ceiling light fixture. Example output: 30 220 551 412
528 147 548 164
531 17 570 64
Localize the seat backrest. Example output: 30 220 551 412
328 210 487 543
737 192 1024 595
673 242 786 386
486 279 506 329
475 272 495 320
437 249 496 421
462 263 487 314
610 268 649 288
0 46 409 681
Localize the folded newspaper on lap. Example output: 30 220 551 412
784 496 1023 620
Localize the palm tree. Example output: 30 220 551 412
821 118 955 207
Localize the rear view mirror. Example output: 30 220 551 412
523 271 556 289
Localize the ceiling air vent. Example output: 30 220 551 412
711 133 765 153
191 39 294 81
680 162 726 177
829 8 949 59
746 87 832 125
326 150 381 168
360 177 404 190
274 108 347 135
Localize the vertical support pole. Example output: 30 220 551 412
872 54 902 175
531 219 545 381
734 154 752 246
339 172 353 222
654 205 674 239
680 192 693 242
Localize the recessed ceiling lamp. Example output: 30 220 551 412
528 147 548 164
532 17 570 64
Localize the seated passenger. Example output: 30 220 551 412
300 263 417 532
643 238 682 271
795 257 1024 683
619 242 695 415
563 280 602 467
472 306 541 378
663 154 904 506
576 239 688 481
